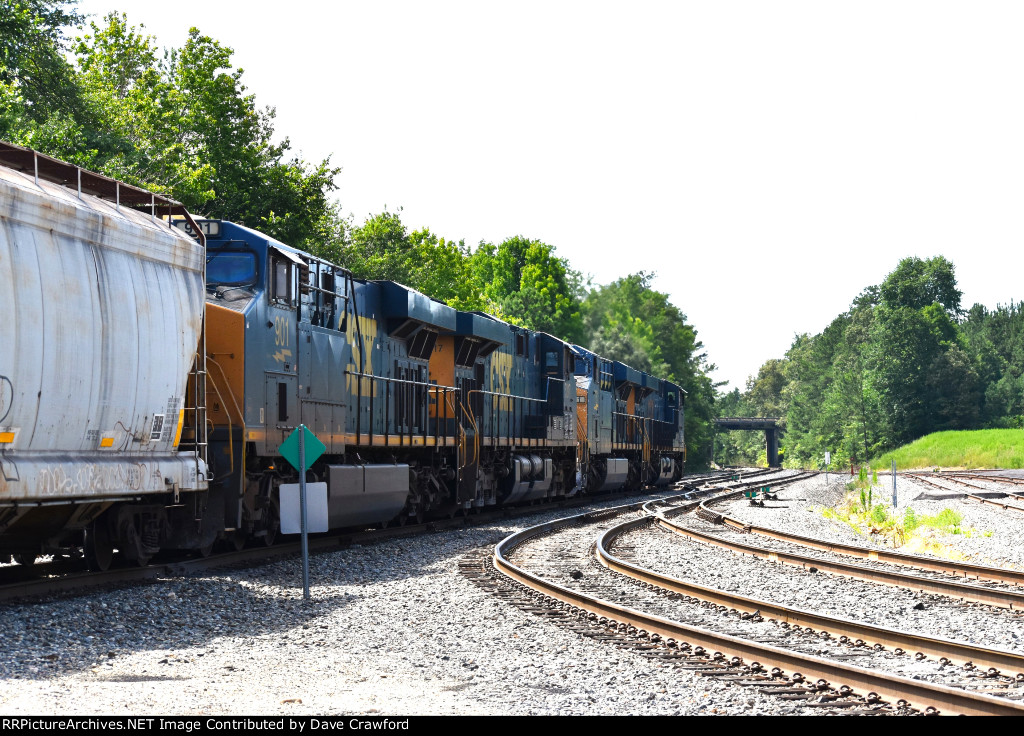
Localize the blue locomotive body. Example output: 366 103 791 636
199 218 683 543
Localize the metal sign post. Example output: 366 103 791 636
298 428 309 599
892 459 897 507
280 425 327 602
824 451 831 486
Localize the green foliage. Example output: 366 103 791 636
472 235 585 342
0 0 83 137
924 508 963 533
733 254 1020 468
824 490 904 543
4 10 344 252
903 507 919 531
879 256 962 316
338 209 488 312
869 503 887 526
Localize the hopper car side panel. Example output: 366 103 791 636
0 157 208 560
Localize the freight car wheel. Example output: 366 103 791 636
84 523 114 572
10 552 35 566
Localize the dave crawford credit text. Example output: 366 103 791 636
1 719 412 732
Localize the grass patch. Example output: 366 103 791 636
822 486 980 549
870 428 1024 470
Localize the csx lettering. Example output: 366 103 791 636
345 315 378 396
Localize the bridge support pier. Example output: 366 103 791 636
766 428 779 468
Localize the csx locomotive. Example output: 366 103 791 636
0 143 685 570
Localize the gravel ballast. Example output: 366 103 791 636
0 488 779 716
3 471 1018 716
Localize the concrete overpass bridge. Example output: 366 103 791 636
714 417 784 467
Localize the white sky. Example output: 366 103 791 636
74 1 1024 392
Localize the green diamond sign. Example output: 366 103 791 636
279 425 325 471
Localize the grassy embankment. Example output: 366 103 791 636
869 428 1024 470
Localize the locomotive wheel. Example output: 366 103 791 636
197 541 215 558
260 501 279 546
11 552 35 566
84 522 114 572
228 530 247 552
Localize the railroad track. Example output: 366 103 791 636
692 485 1024 596
486 473 1024 715
610 502 1024 675
908 472 1024 516
0 470 749 604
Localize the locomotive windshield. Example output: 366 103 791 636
207 251 257 287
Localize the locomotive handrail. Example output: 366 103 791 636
611 411 676 447
459 398 481 466
541 375 566 402
469 388 547 403
345 370 456 393
207 356 245 426
346 369 459 447
446 392 469 470
205 357 245 480
469 388 546 446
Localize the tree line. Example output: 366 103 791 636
717 255 1024 468
1 1 718 468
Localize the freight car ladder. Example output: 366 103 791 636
180 224 209 487
182 347 209 486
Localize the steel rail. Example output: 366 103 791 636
492 511 1024 715
966 494 1024 515
909 473 1024 514
660 513 1024 611
941 473 1024 488
908 472 979 493
598 514 1024 675
700 500 1024 589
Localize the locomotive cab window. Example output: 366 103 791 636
270 257 294 306
207 250 257 288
